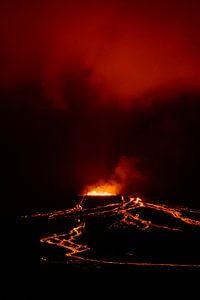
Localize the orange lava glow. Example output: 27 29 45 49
83 181 120 196
86 191 113 196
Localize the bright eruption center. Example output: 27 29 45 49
86 191 113 196
84 182 119 196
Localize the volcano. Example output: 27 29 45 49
79 195 123 209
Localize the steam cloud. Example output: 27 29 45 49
84 156 147 195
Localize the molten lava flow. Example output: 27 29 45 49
37 196 200 268
83 182 120 196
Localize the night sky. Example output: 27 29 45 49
1 0 200 215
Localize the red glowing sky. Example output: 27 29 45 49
1 1 200 214
1 0 200 107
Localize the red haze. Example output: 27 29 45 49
1 1 200 214
1 0 200 107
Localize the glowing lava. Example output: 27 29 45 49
83 182 119 196
38 195 200 268
86 191 113 196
